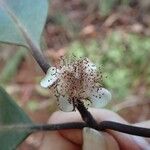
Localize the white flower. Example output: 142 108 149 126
40 58 111 112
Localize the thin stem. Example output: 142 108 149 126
3 121 149 137
0 122 86 133
25 39 50 73
34 121 150 137
21 28 50 73
99 121 150 137
75 99 99 130
30 122 86 132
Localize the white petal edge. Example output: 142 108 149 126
89 88 112 108
58 95 74 112
40 67 59 88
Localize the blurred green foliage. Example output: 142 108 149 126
0 48 27 84
99 0 131 16
68 31 150 101
99 0 118 16
27 100 39 111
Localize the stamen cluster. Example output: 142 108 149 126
40 58 111 111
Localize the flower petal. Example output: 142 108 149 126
58 95 74 112
40 67 59 88
89 87 111 108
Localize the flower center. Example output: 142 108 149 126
57 58 100 100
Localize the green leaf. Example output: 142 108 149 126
0 86 33 150
0 0 48 48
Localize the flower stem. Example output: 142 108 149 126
33 122 150 137
99 121 150 137
2 121 150 137
32 122 150 138
75 99 99 130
